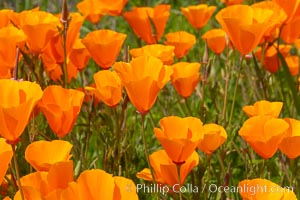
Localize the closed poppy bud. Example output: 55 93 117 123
0 80 43 143
165 31 196 59
137 150 199 186
130 44 175 65
170 62 201 98
221 0 243 6
123 4 170 44
202 29 226 55
69 39 90 71
0 138 13 185
82 29 126 69
181 4 216 30
25 140 73 172
38 85 85 138
279 118 300 159
197 123 227 155
113 177 138 200
114 55 173 114
154 116 203 164
239 115 289 159
242 100 283 118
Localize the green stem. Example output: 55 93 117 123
176 164 183 200
12 144 24 200
259 159 266 178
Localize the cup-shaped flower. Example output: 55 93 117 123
18 11 60 53
123 5 170 44
202 29 226 55
25 140 73 171
38 85 85 138
82 29 126 69
164 31 196 59
181 4 216 30
221 0 243 6
69 39 90 71
170 62 201 98
0 9 13 28
281 18 300 44
154 116 203 164
242 100 283 118
279 118 300 159
137 150 199 186
273 0 300 24
285 55 299 76
0 138 13 185
130 44 175 65
197 123 227 155
114 55 173 115
238 178 297 199
239 115 289 159
86 70 123 107
215 5 275 55
0 80 43 143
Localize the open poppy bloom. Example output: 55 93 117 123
0 9 13 28
170 62 201 98
123 4 170 44
25 140 73 172
82 29 126 69
238 178 297 199
181 4 216 30
114 55 173 115
137 150 199 187
242 100 283 118
130 44 175 65
86 70 123 107
279 118 300 159
197 123 227 155
202 29 227 55
216 5 276 55
164 31 196 59
273 0 300 24
0 138 13 185
154 116 203 164
0 79 43 143
239 115 289 159
38 85 85 138
113 176 139 200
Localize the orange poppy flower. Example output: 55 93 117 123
281 18 300 44
137 150 199 186
164 31 196 59
202 29 226 55
18 11 60 53
273 0 300 24
0 80 43 143
154 116 203 164
170 62 201 98
86 70 123 107
255 45 291 73
123 4 170 44
181 4 216 30
0 138 13 185
239 115 289 159
242 100 283 118
197 123 227 155
69 39 90 71
279 118 300 159
38 85 85 138
113 176 138 200
0 9 13 28
130 44 175 65
221 0 243 6
216 5 275 55
285 55 299 76
114 55 173 114
25 140 73 172
82 29 126 69
238 178 297 199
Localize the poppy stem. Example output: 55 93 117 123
11 144 25 200
60 0 69 88
176 164 183 200
13 46 20 80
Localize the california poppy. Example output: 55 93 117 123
202 29 226 55
170 62 201 98
114 55 173 114
164 31 196 59
239 115 289 159
137 150 199 186
221 0 243 6
113 176 139 200
0 138 13 185
197 123 227 155
130 44 175 65
154 116 203 164
0 9 13 28
181 4 216 30
0 80 43 143
242 100 283 118
123 4 170 44
38 85 85 138
82 29 126 69
273 0 300 24
69 39 90 71
285 55 299 76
